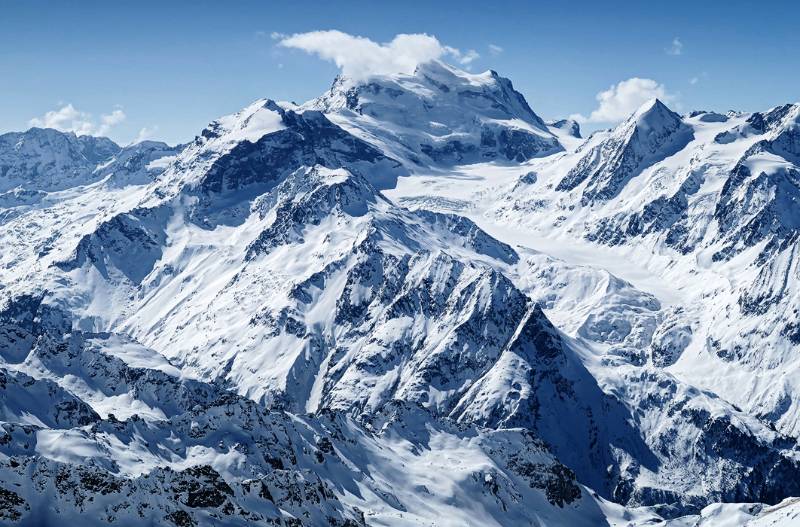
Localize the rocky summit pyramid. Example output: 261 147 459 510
1 61 800 526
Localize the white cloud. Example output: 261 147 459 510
29 104 94 135
570 77 674 123
277 30 478 80
133 125 159 143
689 76 699 85
29 104 126 136
488 44 504 56
666 37 683 56
97 109 126 136
455 48 480 65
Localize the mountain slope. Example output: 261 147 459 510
0 293 619 527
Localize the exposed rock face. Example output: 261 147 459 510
196 101 405 197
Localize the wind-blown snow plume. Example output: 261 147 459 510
133 125 159 144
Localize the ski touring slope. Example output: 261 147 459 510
1 60 800 526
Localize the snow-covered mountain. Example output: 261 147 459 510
491 99 800 442
555 99 693 204
0 128 120 193
307 61 564 165
1 61 800 526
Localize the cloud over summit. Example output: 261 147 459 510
277 30 479 80
571 77 674 124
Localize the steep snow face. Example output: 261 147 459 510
307 60 563 165
547 119 584 152
561 102 800 258
52 163 529 414
143 99 407 226
0 130 180 313
712 104 800 259
193 103 406 199
0 368 99 428
0 128 120 192
548 119 582 139
374 90 800 514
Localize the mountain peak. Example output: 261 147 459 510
306 61 562 165
548 118 582 139
412 59 497 85
631 98 681 128
0 127 121 193
198 98 287 146
556 96 691 202
4 56 800 526
311 60 547 126
642 97 665 110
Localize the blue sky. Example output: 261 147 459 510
2 0 798 145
